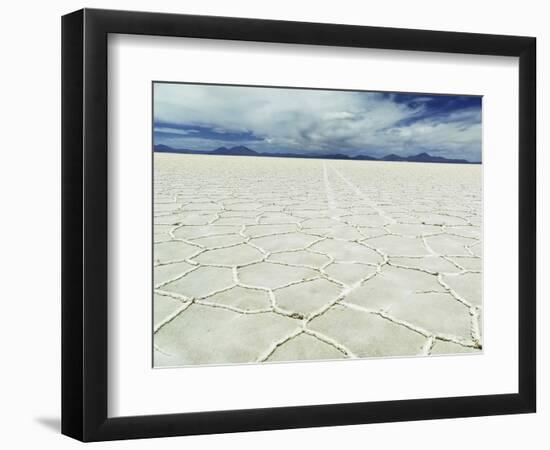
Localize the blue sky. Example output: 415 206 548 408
153 83 482 161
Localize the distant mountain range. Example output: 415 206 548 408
154 144 480 164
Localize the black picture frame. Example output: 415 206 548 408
61 8 536 442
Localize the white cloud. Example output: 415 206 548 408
153 127 198 136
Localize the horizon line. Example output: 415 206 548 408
153 144 481 164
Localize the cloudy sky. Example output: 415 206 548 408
153 82 482 162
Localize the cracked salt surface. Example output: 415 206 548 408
153 154 482 367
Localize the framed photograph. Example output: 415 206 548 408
61 8 536 441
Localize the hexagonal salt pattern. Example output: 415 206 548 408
153 154 482 366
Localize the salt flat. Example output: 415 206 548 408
153 153 482 367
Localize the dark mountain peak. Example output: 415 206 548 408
211 146 258 156
378 152 473 164
319 153 350 160
381 154 406 161
405 152 470 164
410 152 435 161
355 154 377 160
154 144 173 151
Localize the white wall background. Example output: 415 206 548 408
0 0 545 448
